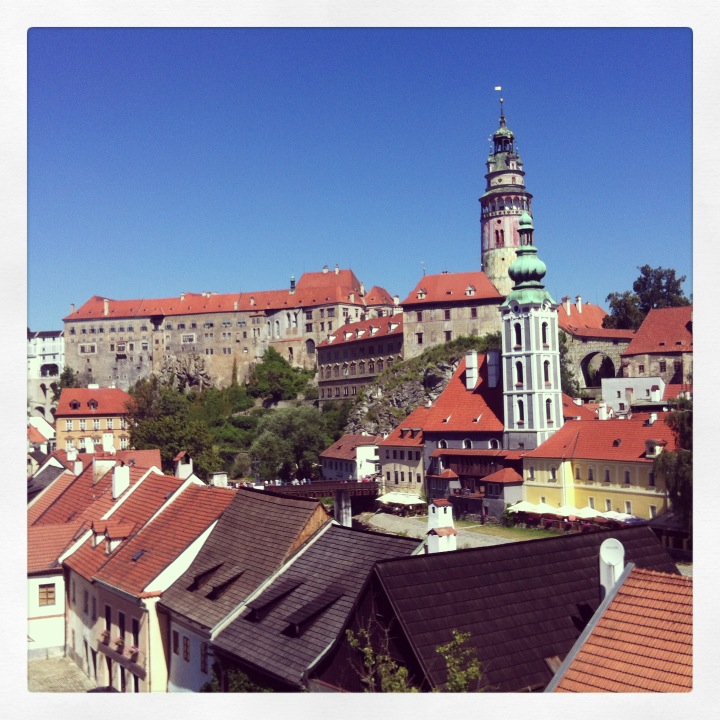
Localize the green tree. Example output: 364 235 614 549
346 627 418 693
603 265 690 330
435 630 483 692
247 347 313 404
200 668 273 693
653 398 692 532
51 365 82 403
127 377 222 478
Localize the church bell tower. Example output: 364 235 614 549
480 98 533 296
500 212 564 451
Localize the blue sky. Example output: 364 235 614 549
27 27 692 330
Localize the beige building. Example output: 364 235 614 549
400 271 503 360
63 267 395 390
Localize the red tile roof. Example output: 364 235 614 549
524 416 677 462
479 467 523 484
622 306 693 356
420 355 504 433
364 285 395 306
562 394 600 421
378 406 429 448
28 524 81 574
55 387 132 417
321 434 383 461
27 470 77 526
28 425 45 444
553 567 692 693
557 301 634 340
399 271 502 307
318 315 403 348
663 383 693 401
64 472 185 582
63 269 390 322
92 485 235 596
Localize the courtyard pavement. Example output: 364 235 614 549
27 656 96 693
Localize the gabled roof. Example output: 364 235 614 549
64 472 185 582
28 425 46 445
400 271 503 307
622 306 693 356
159 489 331 630
420 355 504 434
479 467 523 485
55 387 132 417
557 301 634 340
562 394 599 421
28 524 82 574
372 526 678 692
523 415 676 462
550 567 692 692
27 469 77 525
364 286 395 307
318 315 403 348
320 434 383 461
92 485 235 597
378 406 429 447
212 525 419 688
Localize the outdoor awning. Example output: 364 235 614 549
376 492 423 506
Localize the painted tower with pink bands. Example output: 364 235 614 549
480 98 533 296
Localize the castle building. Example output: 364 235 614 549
480 99 534 296
500 212 564 451
27 329 64 420
62 267 395 391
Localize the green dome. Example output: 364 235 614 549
494 124 514 139
501 244 556 307
519 210 534 229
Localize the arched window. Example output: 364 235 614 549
368 360 375 373
377 359 384 372
515 361 524 385
438 440 447 449
541 322 548 346
514 323 522 348
489 439 500 450
517 399 525 425
546 399 553 422
544 360 550 384
359 360 365 374
462 439 472 450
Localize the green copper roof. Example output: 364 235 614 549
501 244 556 307
494 125 514 138
519 210 534 229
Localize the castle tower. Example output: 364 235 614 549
480 98 533 296
500 212 564 450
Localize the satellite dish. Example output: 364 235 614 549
599 538 624 567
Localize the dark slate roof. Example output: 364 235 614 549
159 488 331 631
213 524 420 688
373 526 678 693
27 464 67 503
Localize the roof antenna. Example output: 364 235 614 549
494 85 505 125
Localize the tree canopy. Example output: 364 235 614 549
247 347 314 404
603 265 690 330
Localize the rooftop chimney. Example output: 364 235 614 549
648 412 657 425
598 403 608 421
74 459 84 475
290 275 296 293
335 264 340 274
487 349 500 388
323 265 329 274
210 471 228 488
84 437 95 454
465 350 479 390
70 303 75 314
426 499 457 554
562 296 571 315
67 448 78 462
359 282 365 295
180 292 186 301
575 295 583 313
112 462 130 499
103 298 109 316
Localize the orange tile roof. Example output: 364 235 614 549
562 394 599 421
524 416 677 462
399 271 502 307
364 285 395 306
55 387 132 417
63 269 385 322
28 524 81 574
319 315 403 348
92 485 235 596
623 306 693 356
64 472 184 582
663 383 693 401
478 467 523 484
321 434 383 461
27 470 79 526
553 567 692 692
557 301 634 340
420 355 504 434
28 425 46 444
378 406 430 447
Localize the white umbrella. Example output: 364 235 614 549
601 510 634 521
554 504 581 517
533 501 559 515
574 506 603 519
507 500 537 513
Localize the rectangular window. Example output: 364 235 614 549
132 618 139 646
575 466 580 480
444 330 452 342
394 471 399 485
105 604 111 631
444 309 451 320
93 419 100 431
91 597 97 621
183 636 190 662
200 642 208 674
638 364 645 373
588 468 594 481
471 307 478 319
118 611 126 640
83 590 89 615
416 332 423 345
588 497 595 509
649 505 657 518
659 361 667 373
624 470 631 484
605 499 612 512
182 334 196 344
649 471 656 487
79 419 86 431
106 419 113 430
305 323 313 332
38 583 56 606
172 630 179 655
625 501 632 515
550 467 557 481
417 473 422 483
604 468 610 482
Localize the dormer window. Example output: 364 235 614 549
88 400 98 410
70 400 81 410
417 289 426 300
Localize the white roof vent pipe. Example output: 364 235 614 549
599 538 625 601
465 350 479 390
